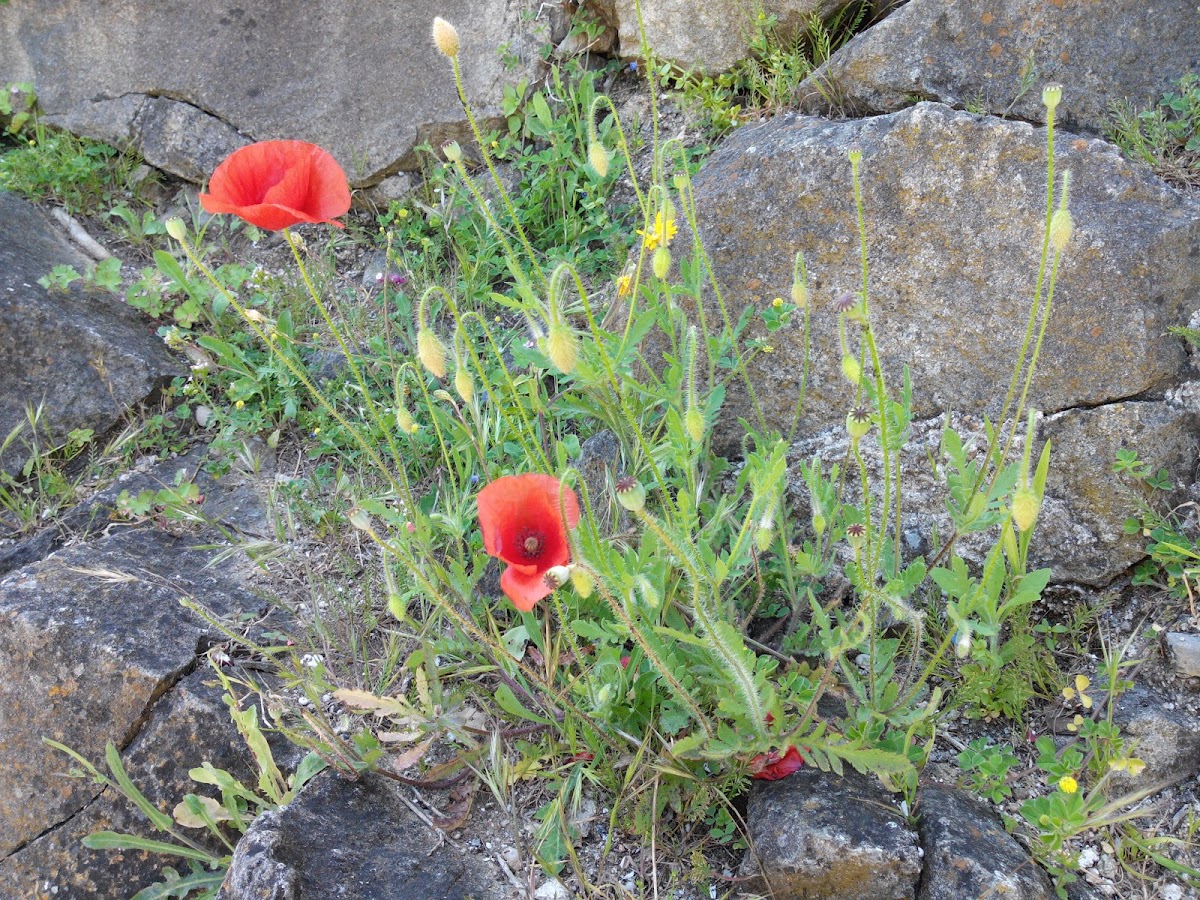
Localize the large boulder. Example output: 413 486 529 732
0 191 180 476
0 1 542 186
798 0 1200 136
691 102 1200 584
0 526 261 859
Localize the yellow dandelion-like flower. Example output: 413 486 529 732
637 210 677 251
235 399 245 410
616 274 632 299
1058 775 1078 794
1062 674 1092 709
772 296 784 308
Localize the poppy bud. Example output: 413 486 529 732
791 275 807 309
454 366 474 403
417 327 448 378
545 322 579 374
1012 487 1040 532
841 355 862 386
349 509 371 531
954 626 972 658
755 524 774 553
543 565 570 589
846 406 872 441
396 405 419 435
587 141 609 178
653 246 670 279
812 513 826 537
570 566 594 598
432 17 460 58
165 216 187 242
616 476 646 512
442 141 463 163
1049 207 1074 253
685 406 705 443
1042 83 1063 113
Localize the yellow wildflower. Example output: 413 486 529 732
637 210 677 251
1109 757 1146 777
616 274 632 298
1058 775 1078 794
1062 674 1093 709
772 296 784 308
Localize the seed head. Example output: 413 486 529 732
543 565 570 589
615 476 646 512
846 405 872 441
846 522 866 551
442 140 463 163
1042 83 1063 113
165 217 187 242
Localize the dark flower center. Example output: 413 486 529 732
522 533 544 558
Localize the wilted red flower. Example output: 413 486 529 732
477 474 580 612
200 140 351 231
749 746 805 781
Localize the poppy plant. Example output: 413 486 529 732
200 140 351 231
477 474 581 612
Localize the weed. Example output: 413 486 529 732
1108 72 1200 185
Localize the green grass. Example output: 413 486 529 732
1108 72 1200 186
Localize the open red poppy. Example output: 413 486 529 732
748 745 805 781
200 140 351 231
477 474 581 612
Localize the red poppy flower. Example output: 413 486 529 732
748 746 805 780
200 140 351 231
477 474 580 612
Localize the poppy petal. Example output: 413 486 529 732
477 474 579 565
750 746 805 781
200 140 350 231
500 564 554 612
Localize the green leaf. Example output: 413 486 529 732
82 831 219 865
106 742 174 831
494 683 553 725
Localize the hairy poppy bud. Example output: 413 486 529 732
545 323 579 374
1049 207 1074 253
841 355 862 386
454 366 474 404
396 405 418 435
616 476 646 512
1012 487 1040 532
955 626 972 658
165 216 187 242
587 141 609 178
417 328 448 378
756 524 774 553
685 406 705 443
653 246 670 279
812 513 826 537
791 275 807 309
432 17 460 58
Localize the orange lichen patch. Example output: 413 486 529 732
746 277 763 291
48 680 77 699
980 11 994 24
1091 326 1104 338
989 42 1003 58
1060 50 1071 63
998 27 1010 36
1072 139 1090 152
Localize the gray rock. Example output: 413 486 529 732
1166 633 1200 679
218 771 508 900
1036 401 1199 586
598 0 843 72
742 765 922 899
694 103 1198 438
917 784 1055 900
0 527 260 856
1112 685 1200 790
798 0 1200 137
1 2 542 187
0 191 181 476
0 669 252 897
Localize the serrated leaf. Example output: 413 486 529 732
83 831 218 864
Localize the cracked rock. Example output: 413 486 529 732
0 527 259 858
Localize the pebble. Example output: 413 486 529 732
533 878 571 900
501 846 520 868
1077 845 1099 869
1160 884 1184 900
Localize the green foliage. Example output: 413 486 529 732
957 737 1019 802
1115 448 1199 602
45 658 327 900
1107 72 1200 184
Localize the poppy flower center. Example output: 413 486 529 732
522 533 544 558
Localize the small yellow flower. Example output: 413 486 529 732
772 297 783 308
1066 714 1084 733
637 210 677 251
235 399 245 410
398 208 409 219
616 274 632 298
1109 757 1146 777
1062 674 1093 709
762 345 774 353
1058 775 1078 794
312 426 321 435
